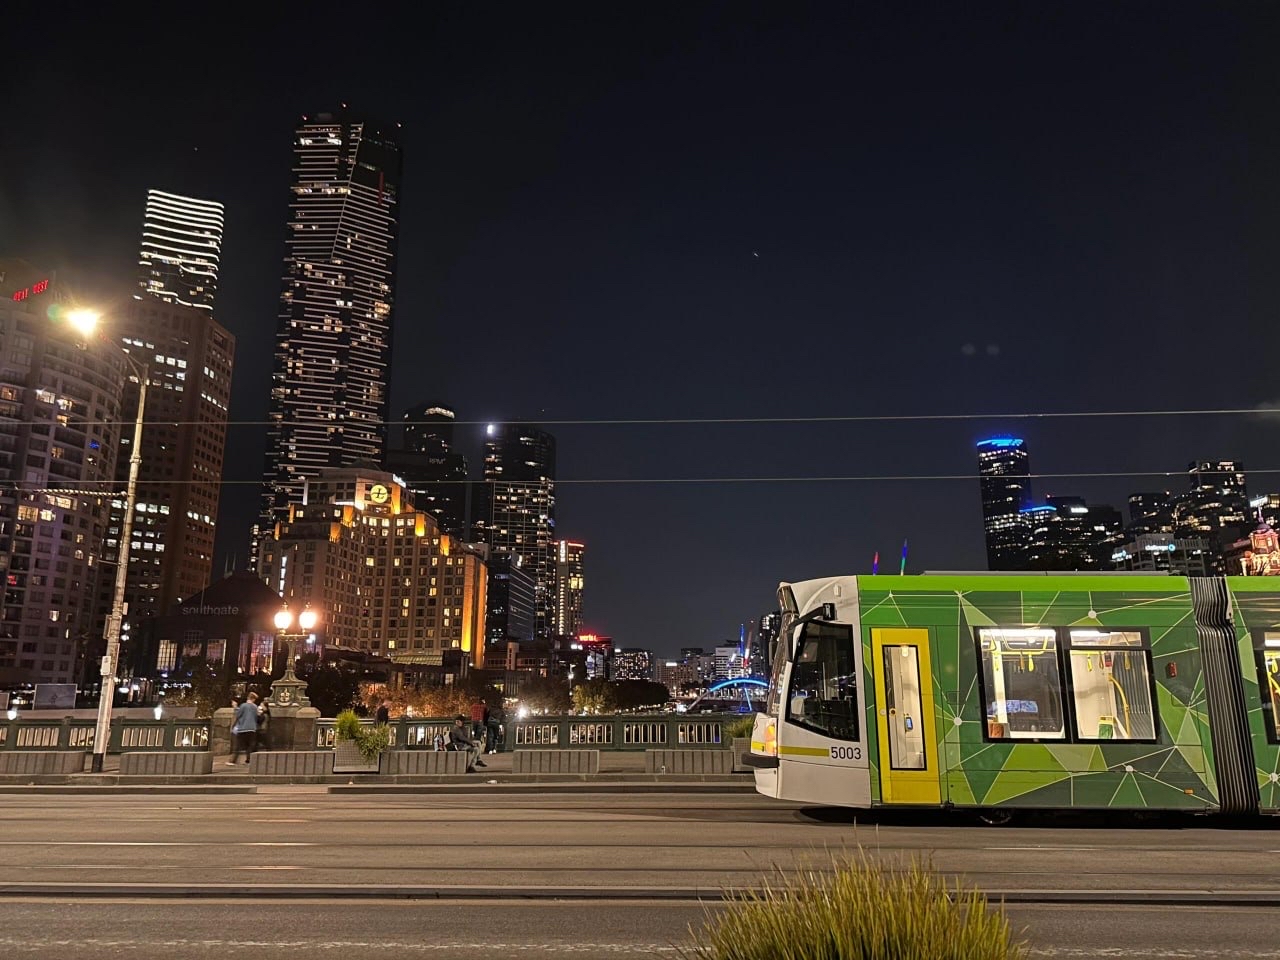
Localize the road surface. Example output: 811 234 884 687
0 788 1275 957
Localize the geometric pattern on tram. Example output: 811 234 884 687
857 578 1219 811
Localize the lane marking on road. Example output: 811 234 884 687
251 819 309 823
237 866 304 871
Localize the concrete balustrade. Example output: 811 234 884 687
513 749 601 774
0 751 85 775
645 749 733 775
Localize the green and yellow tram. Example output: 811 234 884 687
745 574 1280 818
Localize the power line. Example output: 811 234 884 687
4 468 1279 489
1 405 1277 429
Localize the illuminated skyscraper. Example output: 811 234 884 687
137 190 224 311
553 539 585 636
472 424 556 638
977 437 1033 570
254 108 403 565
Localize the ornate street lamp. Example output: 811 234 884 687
269 604 319 708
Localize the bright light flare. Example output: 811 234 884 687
274 608 293 631
298 608 318 631
66 309 101 338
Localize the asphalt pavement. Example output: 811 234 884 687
0 789 1276 957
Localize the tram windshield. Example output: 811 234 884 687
785 622 858 741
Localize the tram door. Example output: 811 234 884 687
775 619 872 807
872 628 941 805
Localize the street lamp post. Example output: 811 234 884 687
71 310 148 774
268 604 319 708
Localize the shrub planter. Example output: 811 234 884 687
332 739 380 773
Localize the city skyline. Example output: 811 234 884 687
7 5 1280 654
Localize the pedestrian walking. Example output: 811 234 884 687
228 692 260 765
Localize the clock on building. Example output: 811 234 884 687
369 484 389 504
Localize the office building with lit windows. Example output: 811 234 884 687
255 108 404 564
472 423 557 638
258 469 486 667
98 295 234 660
553 539 584 637
977 437 1033 570
137 190 224 311
1023 496 1123 570
1177 461 1250 538
614 647 655 681
0 261 124 685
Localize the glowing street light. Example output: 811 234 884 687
66 308 101 338
269 603 320 708
84 309 149 774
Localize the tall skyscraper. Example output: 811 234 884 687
977 437 1032 570
137 190 224 311
101 297 234 648
1126 491 1175 538
255 108 404 564
385 402 468 536
553 539 585 637
0 261 124 685
472 423 557 638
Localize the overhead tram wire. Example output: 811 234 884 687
0 405 1276 429
13 468 1280 490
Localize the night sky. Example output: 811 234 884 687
4 3 1279 656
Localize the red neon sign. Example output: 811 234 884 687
11 279 50 302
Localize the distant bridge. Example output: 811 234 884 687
684 676 769 713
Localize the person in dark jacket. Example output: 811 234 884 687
449 715 485 771
375 701 390 725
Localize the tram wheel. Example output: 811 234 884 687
977 809 1014 826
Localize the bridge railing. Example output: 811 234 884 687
313 714 737 751
0 718 210 753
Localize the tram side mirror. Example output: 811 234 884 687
820 603 836 621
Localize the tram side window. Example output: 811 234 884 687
1255 632 1280 744
1065 629 1156 741
786 623 858 742
976 628 1065 740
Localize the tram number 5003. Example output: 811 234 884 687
829 746 862 761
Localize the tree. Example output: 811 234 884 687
165 662 232 718
516 675 571 715
571 678 617 715
296 655 364 718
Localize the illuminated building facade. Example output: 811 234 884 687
255 109 403 563
614 647 654 681
258 469 486 667
0 261 124 685
1226 523 1280 577
977 437 1032 570
472 423 556 637
384 402 468 536
1111 533 1212 576
553 539 584 636
1177 460 1250 536
137 190 224 311
1023 496 1123 570
99 296 234 662
1125 492 1176 538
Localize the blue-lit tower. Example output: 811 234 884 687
977 437 1032 570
